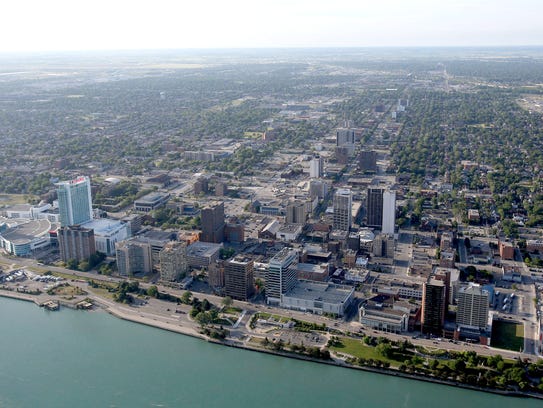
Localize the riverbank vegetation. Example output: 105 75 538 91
330 335 543 394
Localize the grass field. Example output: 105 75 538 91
0 194 36 206
330 337 402 367
491 320 524 351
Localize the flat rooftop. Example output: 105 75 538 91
284 281 354 304
82 218 125 235
0 218 52 244
134 192 169 204
187 241 222 257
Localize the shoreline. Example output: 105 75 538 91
1 290 542 400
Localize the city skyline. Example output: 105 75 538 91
1 0 542 53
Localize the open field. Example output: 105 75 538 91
0 194 36 206
491 320 524 351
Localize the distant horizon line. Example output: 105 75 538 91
1 44 543 55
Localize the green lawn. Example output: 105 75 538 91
256 312 291 323
330 337 406 367
491 320 524 351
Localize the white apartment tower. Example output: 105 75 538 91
266 248 298 305
309 156 323 178
456 284 490 329
333 188 352 231
382 190 396 235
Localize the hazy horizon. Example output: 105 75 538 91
2 0 542 53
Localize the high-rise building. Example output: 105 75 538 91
456 284 489 329
359 151 377 173
366 188 384 229
286 200 307 225
56 176 93 227
200 201 225 243
159 241 188 282
194 177 209 195
215 181 228 197
224 256 255 301
372 233 394 258
58 225 96 262
333 189 352 231
266 248 298 305
336 128 355 147
309 156 323 178
115 239 153 276
309 179 328 199
382 190 396 235
421 277 447 334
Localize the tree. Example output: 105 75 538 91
376 343 393 359
181 291 193 305
147 285 159 298
222 296 233 308
451 359 466 372
66 259 78 270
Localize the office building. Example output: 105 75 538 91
116 239 153 276
159 241 189 282
366 188 384 229
266 248 298 305
309 156 324 178
372 233 394 258
186 241 222 269
309 179 328 199
194 177 209 195
421 277 447 334
82 218 128 256
336 128 355 147
282 281 355 317
382 190 396 235
285 200 307 224
200 201 225 243
359 151 377 173
456 284 489 329
58 225 96 262
333 189 352 231
224 256 255 301
56 176 93 227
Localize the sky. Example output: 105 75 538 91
1 0 542 52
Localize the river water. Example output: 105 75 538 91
0 297 540 408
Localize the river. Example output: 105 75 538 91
0 297 539 408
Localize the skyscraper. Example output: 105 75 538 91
366 188 384 229
266 248 298 305
333 189 352 231
421 277 447 334
224 256 255 301
382 190 396 235
200 201 225 243
456 284 489 329
56 176 93 227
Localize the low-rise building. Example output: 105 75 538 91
134 192 170 212
186 241 222 269
281 281 355 317
359 301 410 333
